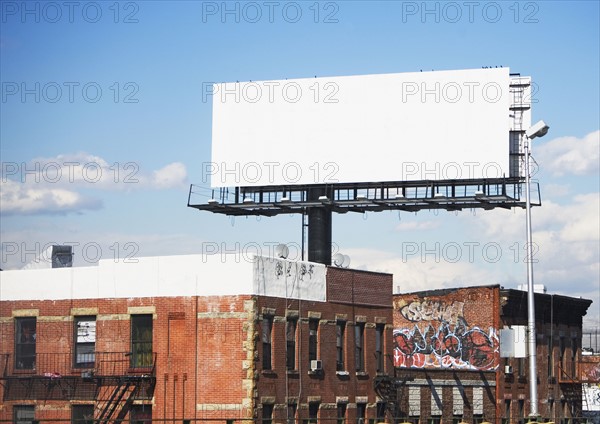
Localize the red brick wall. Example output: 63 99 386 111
393 286 500 371
0 267 395 423
0 295 254 422
254 267 394 424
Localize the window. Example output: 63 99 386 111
336 321 345 371
13 405 34 424
72 404 94 424
375 324 384 373
337 403 346 424
518 357 526 378
502 399 511 424
356 403 366 424
307 402 319 424
376 402 386 422
287 403 297 424
262 315 273 370
15 318 36 370
451 416 463 424
308 319 318 365
427 418 441 424
262 404 273 424
74 316 96 368
131 315 153 368
355 323 365 372
130 404 152 424
518 399 525 423
286 318 297 370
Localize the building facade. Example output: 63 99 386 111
0 253 393 424
391 285 594 423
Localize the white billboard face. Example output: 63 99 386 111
210 68 511 187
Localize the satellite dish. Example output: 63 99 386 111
275 244 289 259
342 254 351 268
332 253 351 268
332 253 345 267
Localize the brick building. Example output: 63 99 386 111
0 253 393 424
390 285 594 423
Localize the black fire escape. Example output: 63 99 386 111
0 351 156 422
373 355 414 420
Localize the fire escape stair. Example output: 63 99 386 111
558 364 587 419
97 379 138 424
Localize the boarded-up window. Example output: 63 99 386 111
473 387 483 415
408 386 420 416
452 387 464 415
431 386 442 415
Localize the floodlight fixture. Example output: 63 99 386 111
525 120 549 139
207 199 219 205
243 197 255 204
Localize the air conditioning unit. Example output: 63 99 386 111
81 370 94 381
504 365 513 374
310 360 322 372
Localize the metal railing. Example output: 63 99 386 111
1 352 156 377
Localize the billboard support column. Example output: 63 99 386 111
307 186 332 265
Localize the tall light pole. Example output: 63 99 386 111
524 120 549 419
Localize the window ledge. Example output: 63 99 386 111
336 371 350 377
307 370 323 376
261 370 277 377
286 370 299 376
356 371 369 378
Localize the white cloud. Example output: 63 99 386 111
536 130 600 176
543 183 570 198
0 228 206 270
395 220 440 231
152 162 187 189
1 153 188 215
0 180 102 215
344 247 499 294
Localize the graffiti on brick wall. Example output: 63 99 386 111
394 299 499 370
586 363 600 382
400 300 465 325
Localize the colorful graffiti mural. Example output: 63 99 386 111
394 299 499 370
582 357 600 383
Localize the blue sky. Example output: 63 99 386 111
1 1 599 326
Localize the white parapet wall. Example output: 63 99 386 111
0 253 327 302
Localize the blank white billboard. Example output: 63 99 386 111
210 68 511 187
